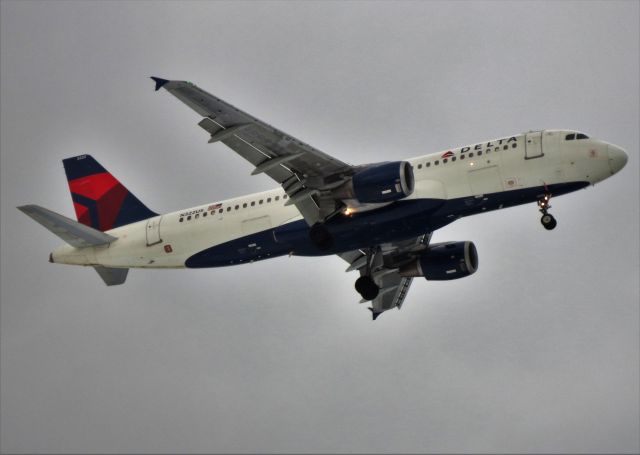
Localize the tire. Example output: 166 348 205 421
309 223 334 250
541 214 557 230
355 276 379 300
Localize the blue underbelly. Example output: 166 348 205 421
184 181 588 268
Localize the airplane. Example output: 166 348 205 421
18 77 629 320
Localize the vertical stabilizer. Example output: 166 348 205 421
63 155 157 231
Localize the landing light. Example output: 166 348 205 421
344 208 354 216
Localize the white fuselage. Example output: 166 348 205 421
50 130 626 269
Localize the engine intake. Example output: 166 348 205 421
335 161 414 204
399 241 478 280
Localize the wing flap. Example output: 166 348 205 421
339 233 431 319
153 78 353 225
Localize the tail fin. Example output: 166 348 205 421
63 155 157 231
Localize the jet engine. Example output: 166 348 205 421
334 161 415 204
399 241 478 280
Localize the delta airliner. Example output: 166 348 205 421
18 77 629 319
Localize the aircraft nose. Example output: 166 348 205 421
608 144 628 174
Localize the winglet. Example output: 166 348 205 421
368 307 382 321
150 76 170 91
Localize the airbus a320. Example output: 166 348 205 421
19 77 628 319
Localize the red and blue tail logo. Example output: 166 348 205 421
63 155 157 232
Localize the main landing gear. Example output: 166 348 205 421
309 223 333 250
355 275 379 301
538 190 557 230
309 204 351 251
354 248 380 301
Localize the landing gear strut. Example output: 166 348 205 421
354 248 380 301
538 190 557 230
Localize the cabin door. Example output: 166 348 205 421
145 216 163 246
525 131 544 159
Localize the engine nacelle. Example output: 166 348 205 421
399 241 478 280
335 161 414 204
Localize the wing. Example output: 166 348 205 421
339 233 432 320
151 77 354 225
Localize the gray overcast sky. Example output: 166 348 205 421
1 1 638 453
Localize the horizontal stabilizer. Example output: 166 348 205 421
94 266 128 286
17 204 117 248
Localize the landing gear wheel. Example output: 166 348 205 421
540 214 557 230
355 276 379 301
537 187 557 231
309 223 333 250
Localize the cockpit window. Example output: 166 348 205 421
565 133 576 140
576 133 589 139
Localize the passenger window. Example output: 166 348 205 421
179 217 184 222
565 133 575 140
275 196 280 201
195 213 199 219
511 143 517 148
227 207 231 212
460 155 465 160
469 153 474 158
219 209 223 214
426 162 431 167
267 198 272 203
417 164 422 169
235 205 239 210
503 145 508 150
576 133 589 139
477 150 482 156
243 203 247 208
259 200 263 204
203 212 207 217
434 160 439 165
452 156 457 161
443 158 448 163
283 195 288 199
251 201 255 207
187 216 192 220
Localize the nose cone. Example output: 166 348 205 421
608 144 628 174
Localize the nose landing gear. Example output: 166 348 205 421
538 190 557 230
540 213 557 230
